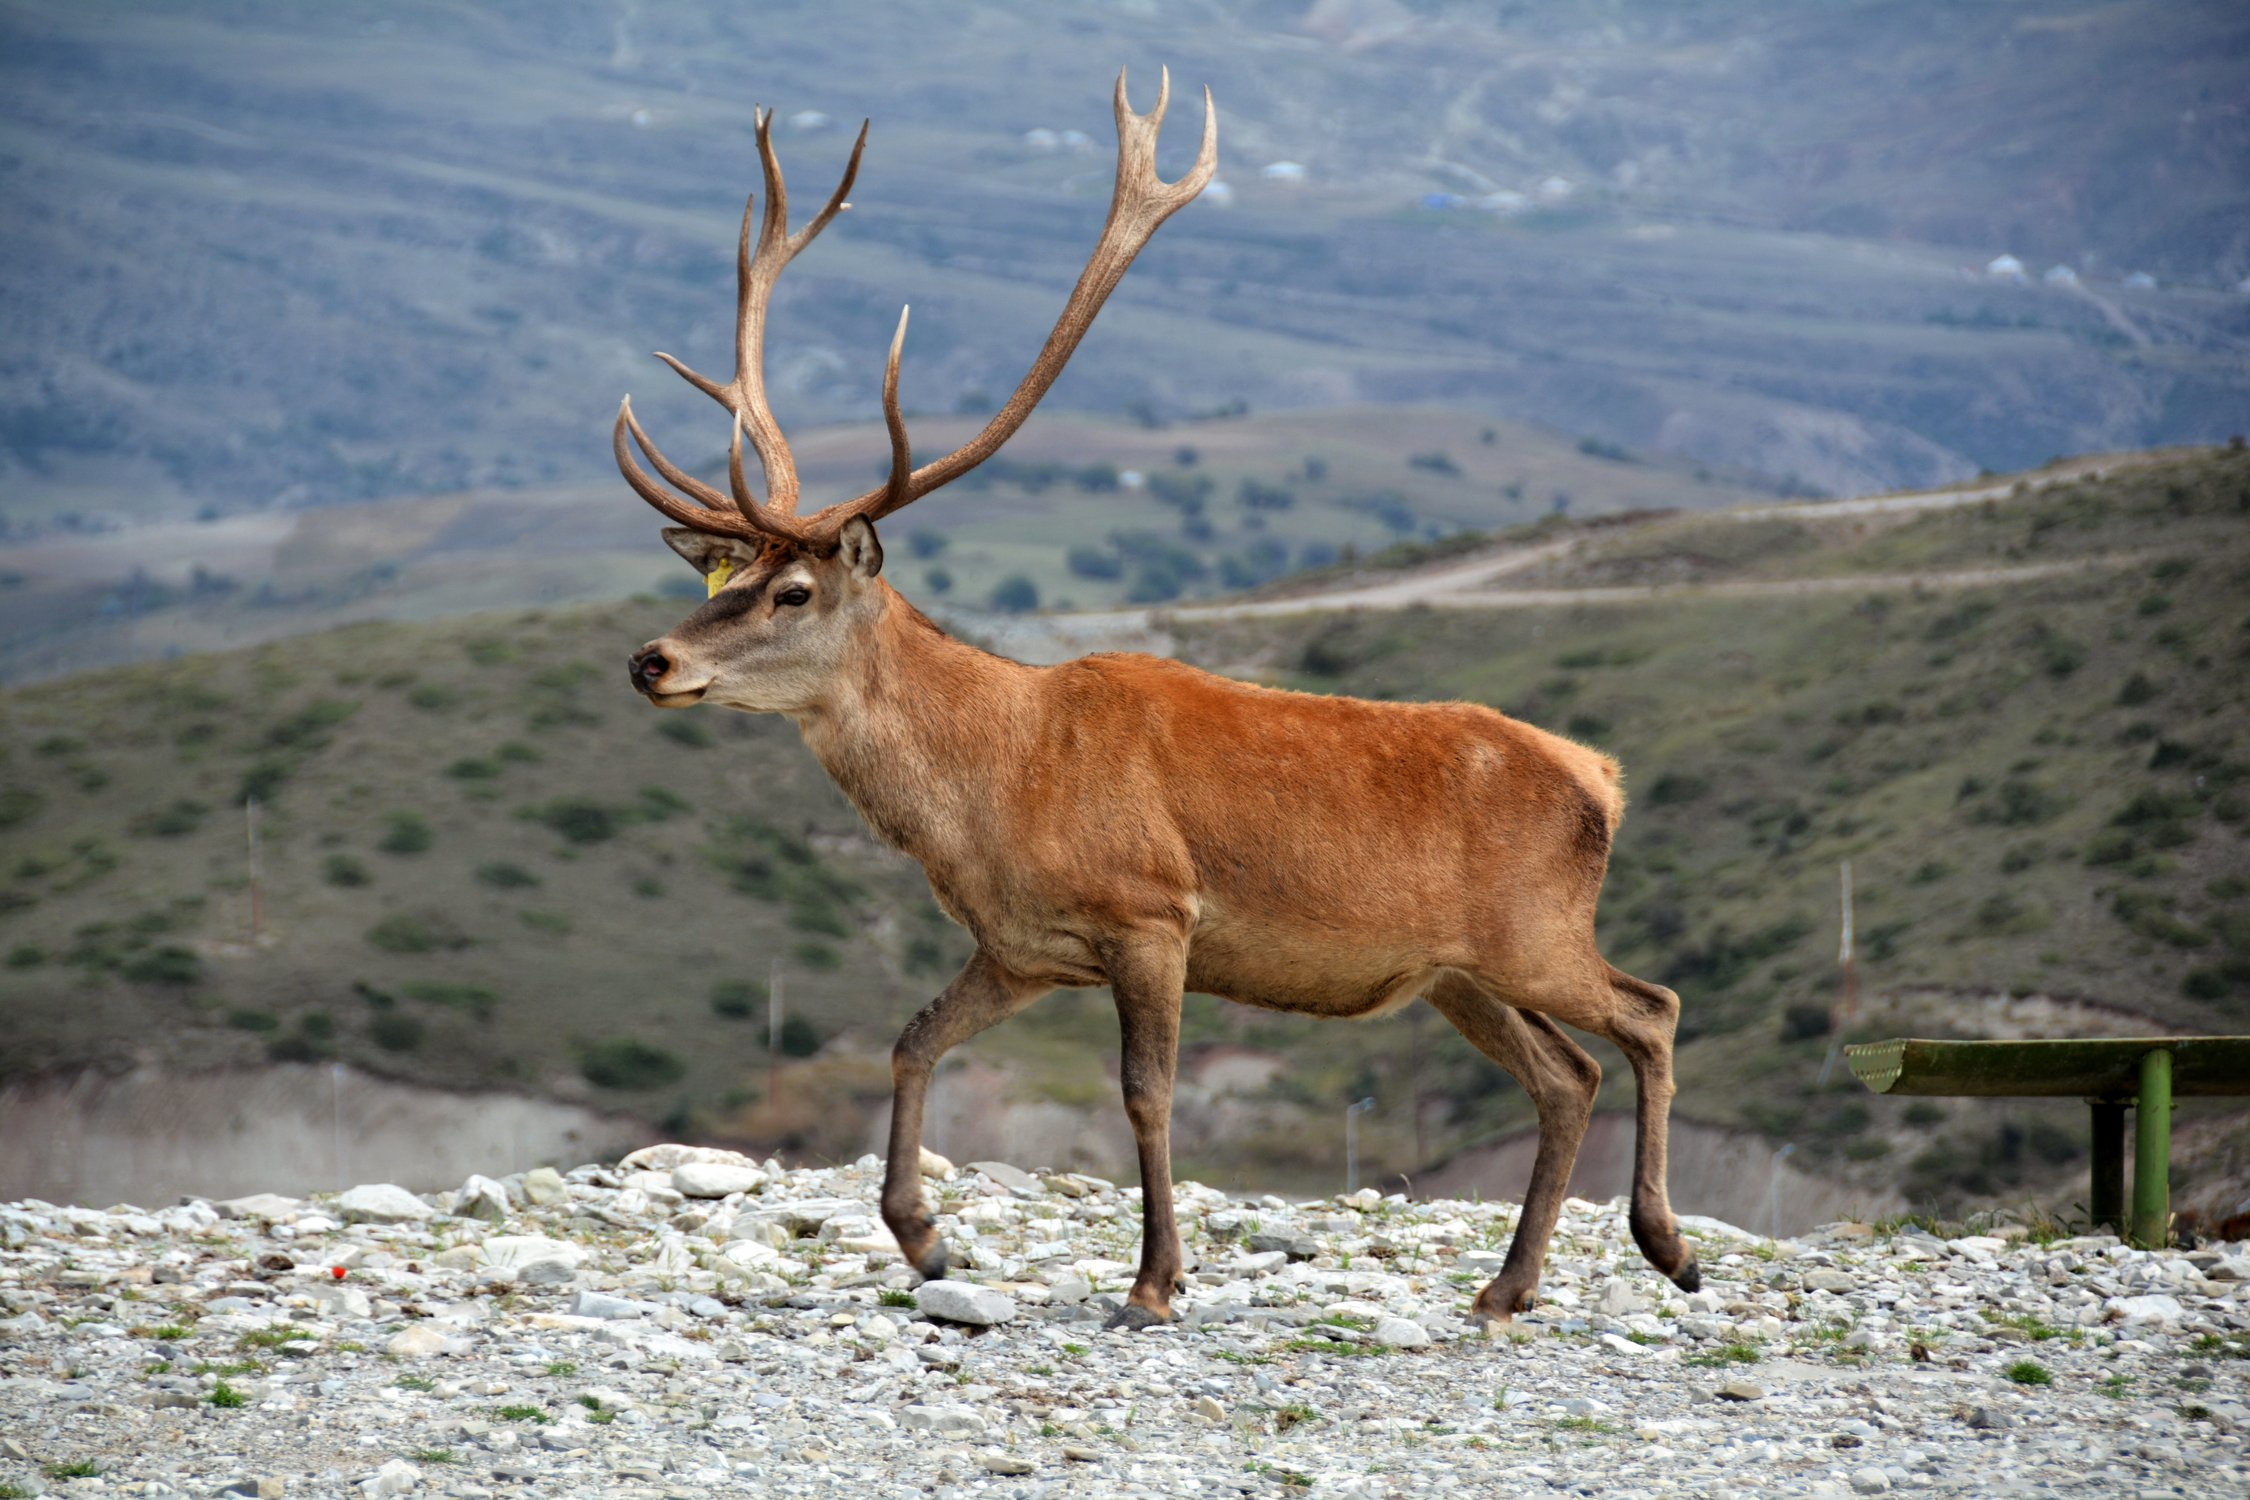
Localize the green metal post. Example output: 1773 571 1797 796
2131 1049 2172 1248
2088 1101 2125 1232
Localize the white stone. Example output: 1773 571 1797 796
619 1143 759 1172
520 1167 567 1205
1850 1468 1891 1495
2104 1293 2184 1330
919 1147 955 1179
916 1281 1017 1326
479 1235 585 1285
370 1458 422 1495
1597 1279 1648 1316
900 1403 986 1437
217 1193 306 1221
336 1184 433 1225
671 1162 767 1199
1372 1316 1431 1349
451 1174 510 1222
386 1325 447 1357
569 1289 656 1320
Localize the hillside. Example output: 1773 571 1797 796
0 405 1777 686
2 447 2246 1220
4 0 2248 535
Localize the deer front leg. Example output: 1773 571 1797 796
881 951 1050 1281
1102 935 1189 1331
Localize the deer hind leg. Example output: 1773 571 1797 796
1102 934 1189 1331
1588 965 1699 1292
881 951 1051 1282
1425 972 1601 1325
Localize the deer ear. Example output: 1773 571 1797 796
835 516 883 581
661 528 753 576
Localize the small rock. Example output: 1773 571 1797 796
1716 1380 1767 1402
335 1183 434 1225
982 1453 1035 1475
671 1161 767 1199
1597 1279 1648 1316
1246 1231 1319 1261
2104 1293 2184 1330
217 1480 286 1498
519 1167 567 1206
451 1174 510 1222
1372 1316 1431 1349
619 1143 760 1172
900 1403 986 1437
969 1161 1041 1195
917 1281 1018 1327
1850 1468 1891 1495
479 1235 585 1285
216 1193 306 1222
568 1289 655 1321
386 1325 447 1357
919 1147 955 1179
1192 1395 1227 1421
1803 1268 1856 1294
1062 1446 1100 1463
1963 1405 2014 1431
368 1458 422 1495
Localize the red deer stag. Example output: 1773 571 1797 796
618 71 1698 1329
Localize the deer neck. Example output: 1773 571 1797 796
791 587 1029 865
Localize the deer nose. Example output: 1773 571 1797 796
629 645 671 692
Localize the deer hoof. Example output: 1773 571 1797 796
913 1244 950 1283
1668 1253 1701 1294
1103 1304 1171 1332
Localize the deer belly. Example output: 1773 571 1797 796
1186 920 1434 1020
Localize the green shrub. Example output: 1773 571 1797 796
657 717 714 748
770 1015 824 1057
447 758 500 780
324 854 372 888
2005 1360 2052 1386
533 801 616 844
227 1008 279 1033
133 800 209 838
519 909 572 935
988 575 1040 613
378 812 433 855
580 1039 685 1090
120 945 203 986
2116 671 2160 706
1647 773 1709 806
399 982 499 1021
710 978 769 1019
364 913 469 954
791 940 842 970
1778 1003 1830 1042
475 862 540 889
370 1014 426 1052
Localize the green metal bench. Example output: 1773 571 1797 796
1845 1036 2250 1247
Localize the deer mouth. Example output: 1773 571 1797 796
643 685 708 708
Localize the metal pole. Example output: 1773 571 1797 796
1818 860 1854 1087
767 960 783 1105
331 1062 347 1192
2088 1100 2125 1232
2131 1049 2172 1248
1764 1143 1795 1238
1344 1097 1375 1195
246 795 263 942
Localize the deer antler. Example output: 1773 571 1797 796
617 70 1216 550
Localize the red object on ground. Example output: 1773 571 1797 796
331 1266 347 1280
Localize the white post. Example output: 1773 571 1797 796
1817 860 1855 1087
1345 1097 1376 1195
245 795 263 942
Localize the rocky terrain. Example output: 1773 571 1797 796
3 1146 2246 1498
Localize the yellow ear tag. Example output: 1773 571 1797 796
705 557 735 599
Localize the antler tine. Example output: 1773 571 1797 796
817 67 1216 531
639 114 872 527
879 305 913 511
615 397 825 546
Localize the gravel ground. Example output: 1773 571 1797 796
3 1144 2245 1499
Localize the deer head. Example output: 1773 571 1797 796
624 71 1216 711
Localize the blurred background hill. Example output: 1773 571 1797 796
1 1 2246 1226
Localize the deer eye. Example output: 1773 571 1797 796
775 586 811 608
